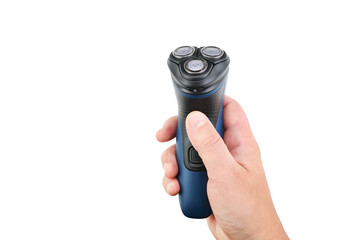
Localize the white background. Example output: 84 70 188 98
1 0 359 239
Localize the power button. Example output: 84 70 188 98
189 147 203 165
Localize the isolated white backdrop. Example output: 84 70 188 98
1 0 359 239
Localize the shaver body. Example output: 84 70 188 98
167 46 230 218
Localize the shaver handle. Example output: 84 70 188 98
174 80 227 219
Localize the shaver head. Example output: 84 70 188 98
168 46 230 95
172 46 195 58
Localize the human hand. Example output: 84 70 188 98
156 96 289 240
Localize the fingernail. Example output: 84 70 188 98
188 112 207 130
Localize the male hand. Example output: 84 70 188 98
156 96 289 240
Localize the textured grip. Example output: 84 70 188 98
174 77 227 218
175 84 226 171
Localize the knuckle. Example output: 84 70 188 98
203 134 223 152
162 177 167 188
161 150 167 164
161 145 175 164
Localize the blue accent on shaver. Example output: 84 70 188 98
176 120 212 218
175 84 226 219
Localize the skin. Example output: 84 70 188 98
156 96 289 240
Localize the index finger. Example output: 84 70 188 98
156 116 178 142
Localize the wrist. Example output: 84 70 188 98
249 214 289 240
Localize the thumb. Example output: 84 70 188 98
186 111 239 178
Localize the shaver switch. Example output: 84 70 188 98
189 147 203 165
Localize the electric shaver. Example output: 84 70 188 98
167 46 230 218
